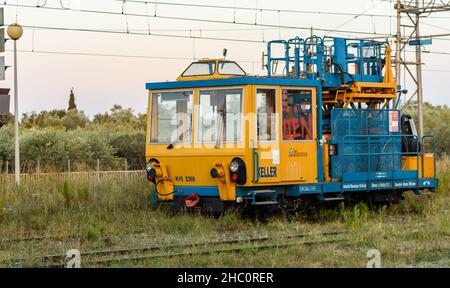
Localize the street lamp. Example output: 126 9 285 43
7 23 23 185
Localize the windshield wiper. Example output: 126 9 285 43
167 128 191 150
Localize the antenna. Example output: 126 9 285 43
223 48 228 59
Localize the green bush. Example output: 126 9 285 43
0 104 147 172
339 202 371 229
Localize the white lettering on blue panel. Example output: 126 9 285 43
371 182 393 189
343 183 367 190
298 186 317 192
394 181 417 188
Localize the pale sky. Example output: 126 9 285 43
1 0 449 117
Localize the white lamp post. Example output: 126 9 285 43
7 23 23 185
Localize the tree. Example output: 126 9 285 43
68 88 77 111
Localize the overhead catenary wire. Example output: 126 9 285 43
13 23 447 47
111 0 396 18
1 2 449 63
8 23 450 58
1 1 447 58
0 2 394 38
3 1 448 40
6 49 450 74
18 24 266 43
421 21 450 32
107 0 450 19
6 48 261 63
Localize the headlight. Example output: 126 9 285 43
230 160 239 173
146 162 153 171
229 158 247 185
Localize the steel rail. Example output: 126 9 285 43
5 230 349 267
72 238 350 267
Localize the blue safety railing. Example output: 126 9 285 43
267 40 290 76
340 134 420 185
337 134 437 191
288 37 304 78
266 36 387 86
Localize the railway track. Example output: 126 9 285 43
4 229 450 268
4 230 350 267
0 235 72 246
0 229 148 248
0 214 420 247
78 238 348 267
408 258 450 268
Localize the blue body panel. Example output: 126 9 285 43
171 177 438 199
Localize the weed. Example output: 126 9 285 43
0 194 4 213
388 191 434 216
26 214 48 231
309 206 341 223
80 218 106 241
77 185 90 203
62 180 73 208
339 202 371 229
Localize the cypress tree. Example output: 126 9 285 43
68 88 77 111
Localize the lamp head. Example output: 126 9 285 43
7 24 23 41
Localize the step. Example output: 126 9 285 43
253 201 278 206
323 197 345 201
253 190 277 194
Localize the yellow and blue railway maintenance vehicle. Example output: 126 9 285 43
145 36 438 212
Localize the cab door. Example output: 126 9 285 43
253 87 281 184
278 87 318 184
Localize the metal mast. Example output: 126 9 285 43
394 0 401 108
395 0 450 140
414 0 424 140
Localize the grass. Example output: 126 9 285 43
0 159 449 268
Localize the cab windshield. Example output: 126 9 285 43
217 61 246 76
182 62 216 77
181 61 246 77
198 88 243 144
150 91 193 144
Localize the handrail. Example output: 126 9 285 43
251 139 260 183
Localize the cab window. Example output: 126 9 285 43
198 88 243 143
182 62 216 77
282 89 313 140
150 91 193 143
218 61 246 76
256 88 277 141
